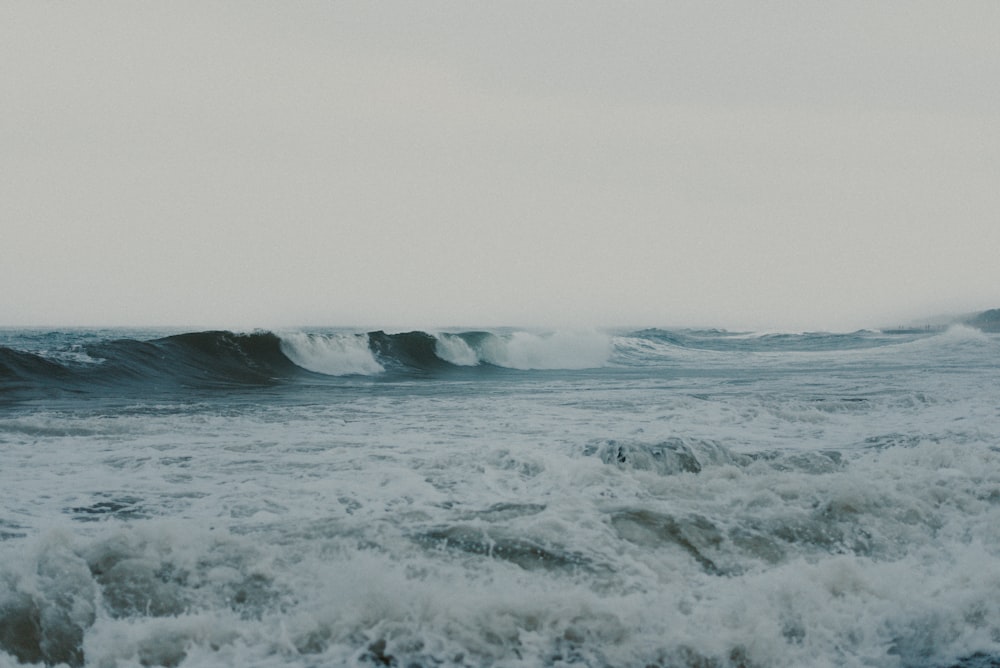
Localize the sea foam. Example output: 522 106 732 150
477 330 612 370
278 332 383 376
2 326 999 667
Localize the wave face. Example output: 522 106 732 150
1 331 302 400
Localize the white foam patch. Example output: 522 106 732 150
478 330 612 370
611 333 732 366
938 323 991 342
38 346 106 366
279 332 383 376
433 334 479 366
7 437 1000 668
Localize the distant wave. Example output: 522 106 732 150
4 326 986 400
280 329 613 375
0 331 301 398
612 328 893 359
435 330 612 371
0 329 615 398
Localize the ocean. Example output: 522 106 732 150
1 325 999 668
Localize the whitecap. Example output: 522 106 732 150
278 332 384 376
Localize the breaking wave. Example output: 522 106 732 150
277 332 384 376
426 330 612 370
3 325 992 401
0 329 615 399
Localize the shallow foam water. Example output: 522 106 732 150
1 327 999 667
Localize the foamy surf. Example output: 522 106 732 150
1 325 999 667
278 331 384 376
277 329 614 377
432 329 613 370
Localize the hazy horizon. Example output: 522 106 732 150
0 306 989 335
3 3 998 332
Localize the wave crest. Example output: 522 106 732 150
476 330 612 370
279 333 384 376
434 334 480 367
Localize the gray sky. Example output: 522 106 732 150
2 2 998 330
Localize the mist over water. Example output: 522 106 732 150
1 326 999 667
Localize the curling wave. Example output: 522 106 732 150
0 328 615 399
1 331 299 400
277 329 613 374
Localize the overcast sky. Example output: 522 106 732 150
2 2 998 330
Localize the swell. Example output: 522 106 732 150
95 331 302 384
0 328 612 399
7 326 967 400
0 347 79 399
0 331 301 399
629 328 893 352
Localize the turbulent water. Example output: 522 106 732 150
1 325 999 668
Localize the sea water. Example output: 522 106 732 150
1 326 999 667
